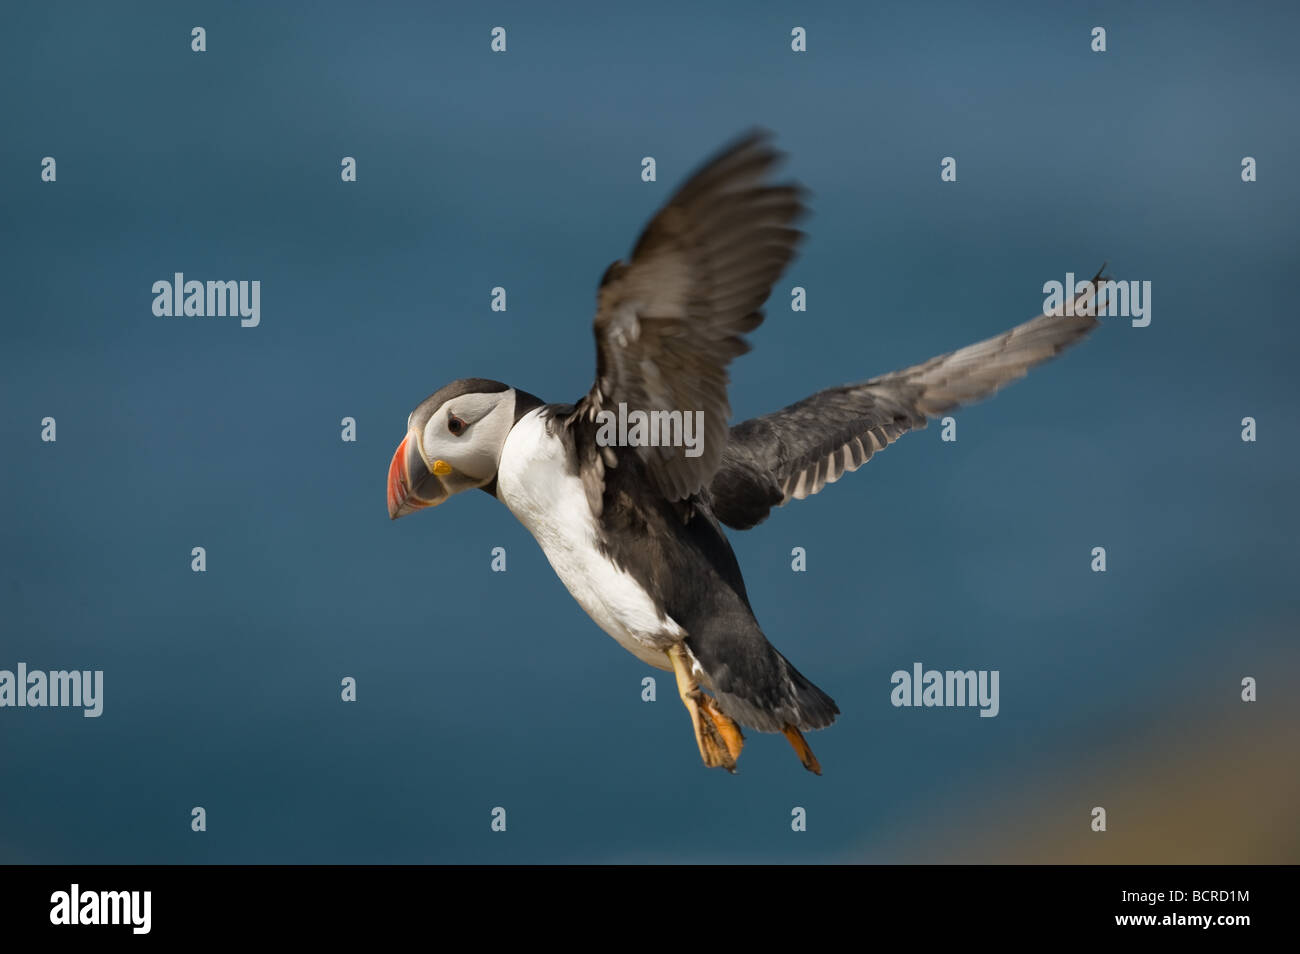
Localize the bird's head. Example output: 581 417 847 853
387 378 520 519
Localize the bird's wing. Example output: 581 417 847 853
567 130 806 503
708 275 1106 530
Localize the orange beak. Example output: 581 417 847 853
387 434 448 519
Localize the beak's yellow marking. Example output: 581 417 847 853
432 460 453 476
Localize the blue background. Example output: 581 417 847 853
2 0 1297 863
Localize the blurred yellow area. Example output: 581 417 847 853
872 647 1300 864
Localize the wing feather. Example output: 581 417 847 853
709 272 1108 529
568 130 806 503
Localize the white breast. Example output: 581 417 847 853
496 409 682 671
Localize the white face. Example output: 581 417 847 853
417 389 518 488
389 380 524 520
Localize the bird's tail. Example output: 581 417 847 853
769 654 837 775
706 646 839 735
779 653 840 731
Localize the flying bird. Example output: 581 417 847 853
388 131 1100 774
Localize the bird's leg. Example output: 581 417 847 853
781 724 822 775
698 694 745 766
667 644 744 772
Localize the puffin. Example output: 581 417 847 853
387 131 1100 774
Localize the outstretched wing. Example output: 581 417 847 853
568 130 806 503
708 275 1106 530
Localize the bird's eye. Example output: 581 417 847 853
448 414 467 436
